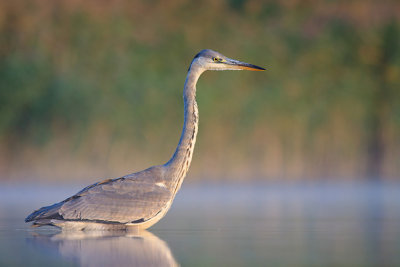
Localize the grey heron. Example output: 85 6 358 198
25 49 265 230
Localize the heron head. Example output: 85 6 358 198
189 49 265 72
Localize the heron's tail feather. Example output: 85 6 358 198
25 202 63 223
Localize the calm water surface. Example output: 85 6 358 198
0 181 399 266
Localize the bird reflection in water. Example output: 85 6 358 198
27 230 179 267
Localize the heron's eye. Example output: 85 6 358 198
212 57 219 62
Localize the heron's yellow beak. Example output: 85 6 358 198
226 58 266 71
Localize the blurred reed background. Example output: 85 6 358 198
0 0 399 183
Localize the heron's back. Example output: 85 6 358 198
26 166 174 228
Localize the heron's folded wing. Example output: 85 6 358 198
59 177 172 223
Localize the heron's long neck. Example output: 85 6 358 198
165 67 202 189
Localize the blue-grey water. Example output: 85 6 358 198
0 181 399 266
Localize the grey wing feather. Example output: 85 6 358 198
26 166 172 224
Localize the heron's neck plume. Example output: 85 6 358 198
165 66 204 188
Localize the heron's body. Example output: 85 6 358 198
25 49 264 230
